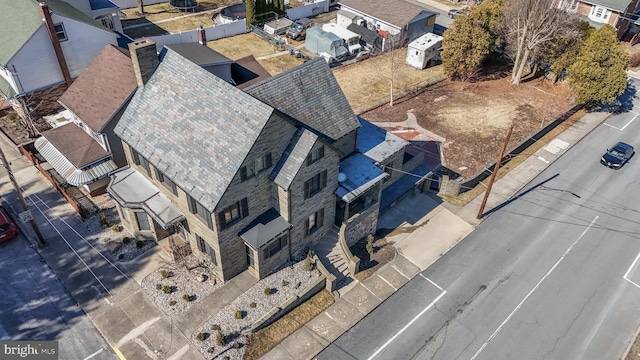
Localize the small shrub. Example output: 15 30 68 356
211 324 221 331
303 253 314 271
122 237 131 244
155 284 162 290
263 287 272 295
196 332 208 341
249 302 257 308
169 300 177 306
216 329 225 346
183 294 192 302
234 310 244 319
366 234 375 256
160 270 170 278
136 240 145 249
99 213 109 228
162 285 172 294
111 224 122 232
282 280 289 287
630 52 640 68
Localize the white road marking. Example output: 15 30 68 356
623 252 640 290
367 277 446 360
470 216 599 360
604 114 637 131
83 347 105 359
537 156 549 164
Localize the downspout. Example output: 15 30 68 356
40 3 73 87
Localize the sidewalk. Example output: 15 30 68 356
261 110 611 359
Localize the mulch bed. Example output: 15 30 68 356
350 235 396 281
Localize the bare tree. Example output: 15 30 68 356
503 0 578 85
382 35 408 107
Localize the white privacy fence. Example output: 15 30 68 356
146 21 247 50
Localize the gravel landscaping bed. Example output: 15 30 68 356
192 258 321 360
140 255 222 317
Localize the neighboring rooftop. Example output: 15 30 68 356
114 49 275 212
245 58 360 141
164 43 234 67
339 0 434 28
40 123 111 168
335 153 387 202
233 55 272 90
58 45 137 133
0 0 109 66
584 0 632 12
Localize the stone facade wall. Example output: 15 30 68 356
331 128 358 158
214 114 299 281
287 139 340 255
344 204 378 246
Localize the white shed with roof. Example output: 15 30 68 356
406 32 442 69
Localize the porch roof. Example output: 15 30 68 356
239 208 291 250
107 167 185 229
336 153 387 202
34 133 117 186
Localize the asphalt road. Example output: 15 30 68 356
317 82 640 360
0 233 114 360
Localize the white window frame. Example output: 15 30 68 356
589 5 611 22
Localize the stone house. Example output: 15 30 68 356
107 40 414 283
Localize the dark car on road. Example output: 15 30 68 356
601 142 634 169
0 206 17 243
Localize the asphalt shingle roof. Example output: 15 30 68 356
339 0 432 28
0 0 109 66
42 123 110 168
115 49 275 212
58 45 137 133
245 58 360 141
270 128 318 189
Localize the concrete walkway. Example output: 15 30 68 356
372 110 447 142
261 109 612 359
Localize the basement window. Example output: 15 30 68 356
54 23 68 42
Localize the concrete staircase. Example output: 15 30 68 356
313 227 351 284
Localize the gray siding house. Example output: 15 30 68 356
108 39 411 283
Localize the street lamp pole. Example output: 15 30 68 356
0 145 45 247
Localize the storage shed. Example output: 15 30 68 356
305 27 349 61
264 18 294 36
406 32 442 69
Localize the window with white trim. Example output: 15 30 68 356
589 5 611 22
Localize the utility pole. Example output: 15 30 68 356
477 125 514 219
0 145 46 247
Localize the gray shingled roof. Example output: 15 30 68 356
270 128 318 189
114 48 275 212
583 0 631 12
245 58 359 141
339 0 432 28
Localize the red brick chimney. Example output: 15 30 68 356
128 39 159 88
198 25 207 46
40 3 72 86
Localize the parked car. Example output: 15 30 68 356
448 8 470 18
286 18 313 41
0 206 17 243
600 142 634 169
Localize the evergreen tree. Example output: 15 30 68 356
568 25 628 105
441 13 492 87
245 0 255 30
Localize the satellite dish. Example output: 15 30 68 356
338 172 347 182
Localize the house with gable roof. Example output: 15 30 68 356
338 0 438 48
0 0 119 119
34 44 136 195
108 39 417 283
558 0 640 39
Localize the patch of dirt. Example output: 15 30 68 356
361 76 575 179
351 236 397 281
0 109 47 146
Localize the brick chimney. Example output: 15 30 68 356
128 39 159 88
198 25 207 46
40 3 72 87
